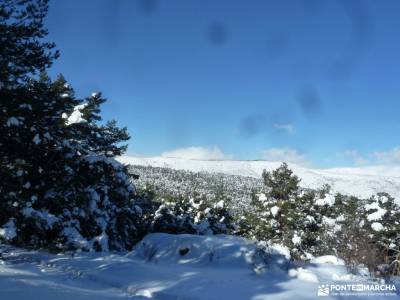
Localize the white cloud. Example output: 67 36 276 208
342 149 369 166
273 123 295 135
261 147 310 166
161 146 233 160
372 148 400 165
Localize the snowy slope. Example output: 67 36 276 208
118 156 400 201
1 233 395 300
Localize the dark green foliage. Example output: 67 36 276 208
70 92 130 157
262 163 300 201
245 164 320 259
0 0 138 251
151 196 196 234
0 0 59 86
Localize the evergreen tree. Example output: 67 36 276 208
262 163 300 201
0 0 141 251
0 0 58 87
246 165 332 259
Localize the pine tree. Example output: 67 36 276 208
0 0 59 87
0 0 141 251
262 163 300 201
246 165 330 259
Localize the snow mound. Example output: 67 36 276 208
0 219 17 240
311 255 345 266
0 234 393 300
371 222 384 231
288 267 319 283
130 233 289 270
62 103 88 125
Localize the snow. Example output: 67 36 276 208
288 267 319 283
292 233 301 245
258 193 267 202
365 202 387 221
19 104 32 110
118 156 400 202
315 194 335 206
0 233 389 300
64 103 88 125
6 117 21 126
367 209 386 221
130 233 277 269
305 215 316 224
270 206 279 217
215 200 224 208
323 218 342 233
22 207 58 229
94 232 109 252
62 226 90 249
22 181 31 189
0 219 17 240
83 154 123 169
32 133 41 144
371 222 384 231
311 255 345 266
269 244 291 260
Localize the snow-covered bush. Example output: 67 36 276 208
244 164 329 259
333 192 400 277
150 197 196 234
127 165 260 214
149 195 236 236
244 191 326 260
243 163 400 274
129 162 400 277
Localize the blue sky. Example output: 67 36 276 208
45 0 400 167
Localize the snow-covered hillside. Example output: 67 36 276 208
1 233 395 300
118 156 400 201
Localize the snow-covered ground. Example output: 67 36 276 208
1 233 397 300
118 156 400 201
